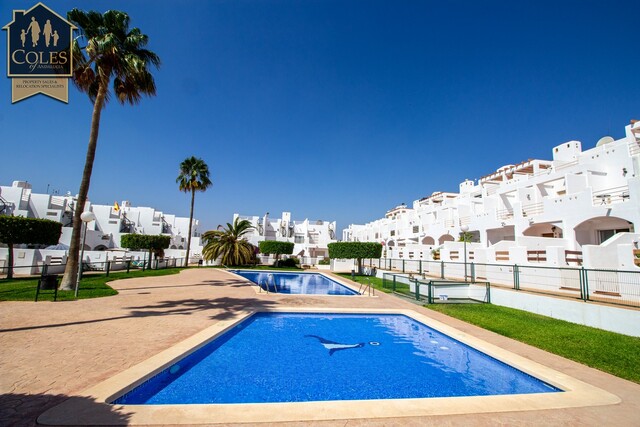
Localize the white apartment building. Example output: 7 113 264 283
234 211 337 260
0 181 202 253
344 120 640 270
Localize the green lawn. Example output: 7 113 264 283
428 304 640 384
0 268 183 302
337 273 391 293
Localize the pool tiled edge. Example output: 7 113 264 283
38 307 621 426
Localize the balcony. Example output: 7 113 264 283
592 186 630 206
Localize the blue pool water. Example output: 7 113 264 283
231 270 358 295
113 313 560 404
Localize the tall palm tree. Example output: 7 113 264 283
202 218 255 266
60 9 160 290
177 157 212 267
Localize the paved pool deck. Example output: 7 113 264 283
1 268 638 426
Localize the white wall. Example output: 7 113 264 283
489 286 640 337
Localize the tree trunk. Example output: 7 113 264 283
60 78 109 290
184 189 195 267
6 243 14 280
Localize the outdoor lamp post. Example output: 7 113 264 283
76 211 96 297
460 225 469 282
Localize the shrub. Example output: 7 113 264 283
259 241 294 260
0 216 62 279
318 258 330 265
328 242 382 273
275 257 299 268
120 234 171 263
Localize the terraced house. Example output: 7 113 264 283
345 120 640 271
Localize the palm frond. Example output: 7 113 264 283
66 8 160 106
202 218 255 266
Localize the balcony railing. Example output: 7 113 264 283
496 208 514 220
592 186 630 206
522 202 544 217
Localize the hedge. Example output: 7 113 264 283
120 234 171 264
328 242 382 273
327 242 382 259
259 241 294 260
0 216 62 279
120 234 171 251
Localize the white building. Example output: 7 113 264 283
234 211 337 260
0 181 202 254
345 120 640 270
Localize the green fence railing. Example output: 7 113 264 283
367 258 640 308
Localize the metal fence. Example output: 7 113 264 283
256 255 323 266
381 272 490 304
1 257 186 302
0 257 186 280
363 258 640 308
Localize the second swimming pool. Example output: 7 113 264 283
230 270 359 295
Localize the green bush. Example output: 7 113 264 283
120 234 171 263
0 216 62 279
318 258 330 265
327 242 382 259
259 241 294 260
328 242 382 273
120 234 170 251
275 258 298 267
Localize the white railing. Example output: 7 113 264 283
522 202 544 217
592 186 630 206
496 208 514 220
554 159 579 171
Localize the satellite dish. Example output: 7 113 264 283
596 136 614 147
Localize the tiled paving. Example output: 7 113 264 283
1 268 638 426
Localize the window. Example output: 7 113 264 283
598 229 630 244
390 230 395 236
294 234 305 243
412 225 419 233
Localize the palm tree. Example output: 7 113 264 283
60 9 160 290
176 157 212 267
202 218 256 266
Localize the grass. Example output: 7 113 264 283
0 268 183 302
428 304 640 384
337 274 391 293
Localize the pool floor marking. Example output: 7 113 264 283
39 307 621 425
304 334 366 356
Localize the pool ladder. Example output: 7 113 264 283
358 277 374 297
261 273 278 294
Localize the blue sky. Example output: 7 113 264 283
1 0 638 235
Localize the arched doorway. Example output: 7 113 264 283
574 216 634 246
422 236 435 245
523 223 563 239
438 234 454 245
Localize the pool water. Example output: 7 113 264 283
113 313 560 404
231 270 358 295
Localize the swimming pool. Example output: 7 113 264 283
113 312 559 404
40 308 620 425
230 270 358 295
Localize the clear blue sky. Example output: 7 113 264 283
1 0 638 235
